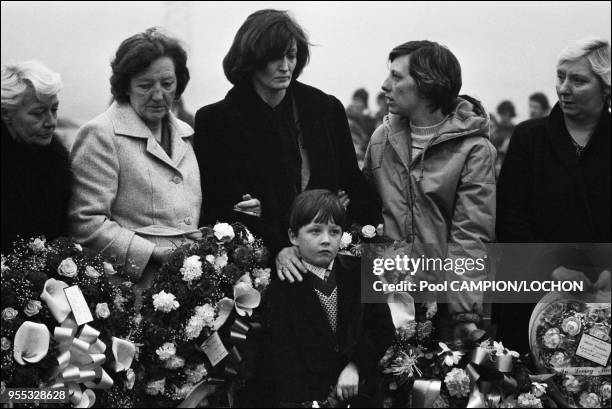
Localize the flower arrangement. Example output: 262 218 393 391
338 223 385 257
379 297 552 409
1 236 139 407
137 222 270 407
530 297 611 408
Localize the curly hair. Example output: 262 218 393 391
110 27 189 103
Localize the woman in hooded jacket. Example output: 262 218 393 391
364 40 497 341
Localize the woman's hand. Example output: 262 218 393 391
337 190 350 210
336 361 359 401
275 246 307 282
234 194 262 217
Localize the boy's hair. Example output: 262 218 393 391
288 189 346 233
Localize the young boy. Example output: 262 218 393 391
268 189 394 407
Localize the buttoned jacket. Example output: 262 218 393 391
69 102 202 278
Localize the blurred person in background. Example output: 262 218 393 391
1 61 70 251
494 37 611 352
374 91 388 127
528 91 551 119
195 9 379 281
491 100 516 175
346 87 376 137
69 28 202 288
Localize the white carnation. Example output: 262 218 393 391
185 319 204 340
152 290 179 312
214 223 235 242
156 342 176 360
340 232 352 249
195 304 216 327
181 255 203 283
253 268 271 288
29 237 46 253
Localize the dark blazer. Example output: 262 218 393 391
496 103 611 243
266 255 394 406
194 82 381 255
1 119 71 251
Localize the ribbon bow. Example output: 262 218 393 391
387 292 416 329
40 279 115 407
464 343 518 408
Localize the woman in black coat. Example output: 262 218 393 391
194 9 379 279
494 37 611 353
1 61 71 252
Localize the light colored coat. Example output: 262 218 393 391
68 102 202 280
363 96 496 319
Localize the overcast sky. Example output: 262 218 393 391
2 1 610 124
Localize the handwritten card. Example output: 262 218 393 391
200 332 228 367
576 334 611 367
63 286 93 326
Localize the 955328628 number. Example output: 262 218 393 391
0 388 69 403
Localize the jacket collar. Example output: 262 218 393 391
382 95 491 169
109 102 194 169
384 95 490 144
110 101 193 139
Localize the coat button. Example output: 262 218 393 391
334 345 340 352
184 216 192 225
172 176 182 184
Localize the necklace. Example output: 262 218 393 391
570 137 586 157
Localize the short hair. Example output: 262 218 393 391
1 60 62 112
389 40 462 115
529 92 550 111
352 88 369 107
223 9 310 86
288 189 346 233
558 37 611 91
110 27 189 104
497 100 516 118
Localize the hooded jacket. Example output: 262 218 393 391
363 96 497 321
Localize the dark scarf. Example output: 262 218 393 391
225 85 303 232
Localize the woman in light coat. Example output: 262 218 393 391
69 28 202 288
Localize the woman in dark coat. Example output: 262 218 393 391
1 61 71 252
494 37 611 353
194 9 379 280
